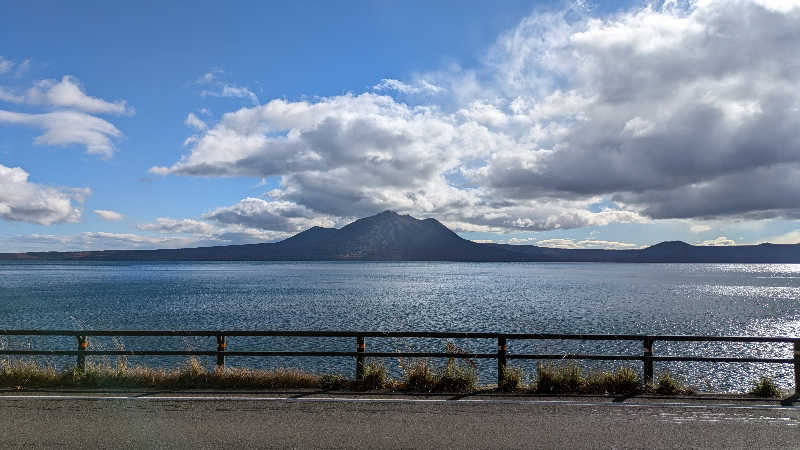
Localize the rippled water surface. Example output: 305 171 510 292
1 261 798 391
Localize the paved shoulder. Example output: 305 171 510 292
1 394 798 449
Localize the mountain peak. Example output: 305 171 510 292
647 240 692 249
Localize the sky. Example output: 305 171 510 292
2 0 800 252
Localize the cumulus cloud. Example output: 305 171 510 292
204 198 337 232
0 164 89 225
94 209 124 221
151 92 646 231
0 110 121 157
154 0 800 232
474 0 800 218
0 75 130 157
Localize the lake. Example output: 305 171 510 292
1 261 798 392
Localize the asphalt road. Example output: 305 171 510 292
1 393 798 449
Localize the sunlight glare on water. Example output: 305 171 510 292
0 261 798 392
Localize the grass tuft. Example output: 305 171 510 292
498 366 524 392
749 376 782 398
534 363 641 395
356 360 394 390
535 362 584 394
402 359 438 392
320 373 349 390
399 358 476 393
653 372 693 395
437 359 477 392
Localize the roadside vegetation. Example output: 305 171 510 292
749 376 783 398
0 356 787 397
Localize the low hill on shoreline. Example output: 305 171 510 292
2 211 800 262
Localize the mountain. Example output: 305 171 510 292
2 210 800 262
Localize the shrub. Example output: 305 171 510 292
750 377 782 398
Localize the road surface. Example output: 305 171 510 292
1 392 798 448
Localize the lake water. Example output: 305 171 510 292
1 261 798 392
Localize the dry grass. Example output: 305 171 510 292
355 360 395 390
0 358 320 389
399 358 477 393
498 366 524 392
534 363 641 395
652 372 694 395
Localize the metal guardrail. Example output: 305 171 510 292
1 330 798 390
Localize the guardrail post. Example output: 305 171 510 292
794 342 800 395
356 336 365 381
643 338 654 386
216 335 226 369
76 335 88 372
497 335 507 386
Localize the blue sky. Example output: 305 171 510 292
2 0 800 252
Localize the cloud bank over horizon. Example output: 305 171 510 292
149 0 800 243
3 0 800 251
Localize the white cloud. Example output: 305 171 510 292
0 87 24 103
695 236 737 246
201 82 259 105
0 56 13 74
184 112 207 130
137 218 216 235
0 164 89 225
154 0 800 232
535 238 640 249
689 224 712 233
195 69 222 85
760 230 800 245
0 232 197 252
0 110 121 157
23 76 133 114
204 197 338 232
0 75 130 157
14 59 31 77
373 78 444 95
94 209 124 221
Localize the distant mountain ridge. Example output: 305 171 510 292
2 210 800 263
